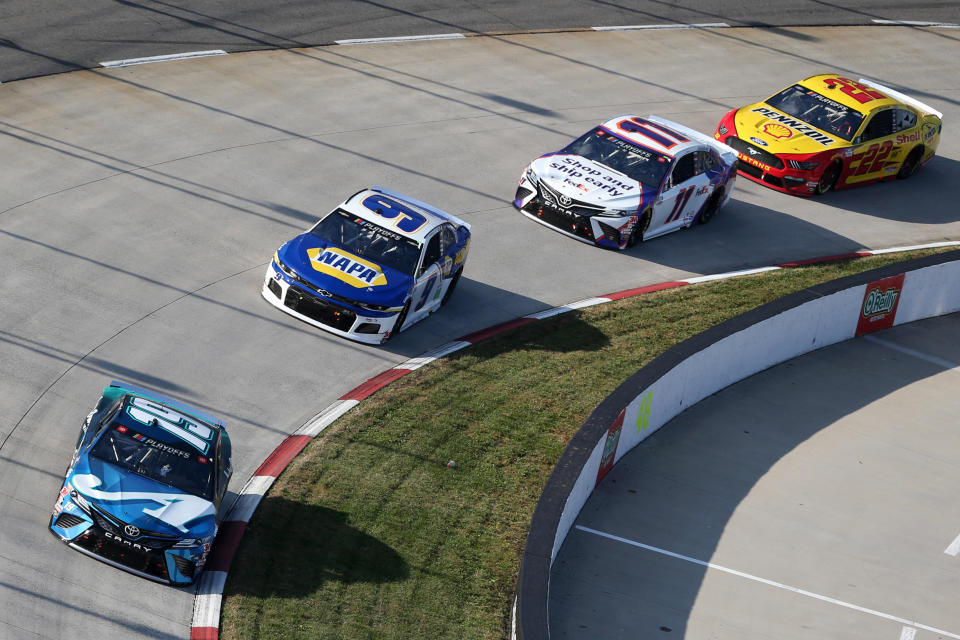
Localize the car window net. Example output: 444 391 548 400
766 84 864 141
310 209 422 276
563 129 672 188
90 425 215 500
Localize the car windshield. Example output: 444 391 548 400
766 84 864 141
310 209 423 276
91 424 215 500
563 128 673 188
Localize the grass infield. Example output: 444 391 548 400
221 248 953 640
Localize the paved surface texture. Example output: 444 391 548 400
3 1 959 82
0 16 958 640
551 313 960 639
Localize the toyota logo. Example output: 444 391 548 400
559 194 572 206
124 524 141 538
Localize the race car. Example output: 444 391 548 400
49 381 232 585
513 115 738 249
714 74 943 196
262 187 470 344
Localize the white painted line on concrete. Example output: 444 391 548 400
944 533 960 557
398 341 472 370
192 570 228 627
900 626 917 640
592 22 730 31
862 335 960 372
297 399 360 437
684 266 780 284
335 33 465 45
576 525 960 639
872 19 960 28
100 50 227 68
227 475 275 523
868 241 960 254
526 298 611 320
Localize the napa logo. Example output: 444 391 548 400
306 247 388 287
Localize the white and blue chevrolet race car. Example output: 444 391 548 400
514 115 739 249
50 381 232 585
262 187 471 344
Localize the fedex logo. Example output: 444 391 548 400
307 247 388 287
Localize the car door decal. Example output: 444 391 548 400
414 274 438 312
665 186 695 223
849 140 894 176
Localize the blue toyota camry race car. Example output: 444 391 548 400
262 186 471 344
50 381 232 585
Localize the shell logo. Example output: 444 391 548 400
763 123 793 139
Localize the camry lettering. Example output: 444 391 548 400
751 107 836 145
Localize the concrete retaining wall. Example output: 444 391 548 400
513 250 960 639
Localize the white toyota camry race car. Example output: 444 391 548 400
514 115 739 249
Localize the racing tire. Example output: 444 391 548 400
390 300 411 340
815 160 841 195
697 190 723 225
897 147 923 180
441 268 462 306
627 210 651 248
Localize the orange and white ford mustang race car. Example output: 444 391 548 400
714 74 942 196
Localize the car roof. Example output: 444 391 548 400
598 115 703 157
109 389 221 455
796 74 900 114
340 187 468 245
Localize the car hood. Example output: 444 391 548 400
70 456 215 537
531 155 643 210
734 103 848 154
278 234 414 306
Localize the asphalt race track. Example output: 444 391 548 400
1 7 959 640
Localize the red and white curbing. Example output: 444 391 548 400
189 241 959 639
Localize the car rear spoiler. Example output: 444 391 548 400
646 115 739 163
858 78 943 120
371 186 471 231
108 380 227 429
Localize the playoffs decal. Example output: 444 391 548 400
856 274 905 336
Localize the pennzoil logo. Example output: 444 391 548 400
862 287 899 318
306 247 387 287
763 123 793 139
751 107 835 145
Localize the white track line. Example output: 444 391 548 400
870 241 960 254
862 335 960 372
685 266 781 283
945 533 960 557
576 525 960 639
335 33 464 45
592 23 730 31
100 50 227 68
872 19 960 28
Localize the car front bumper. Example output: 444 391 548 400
262 262 401 344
